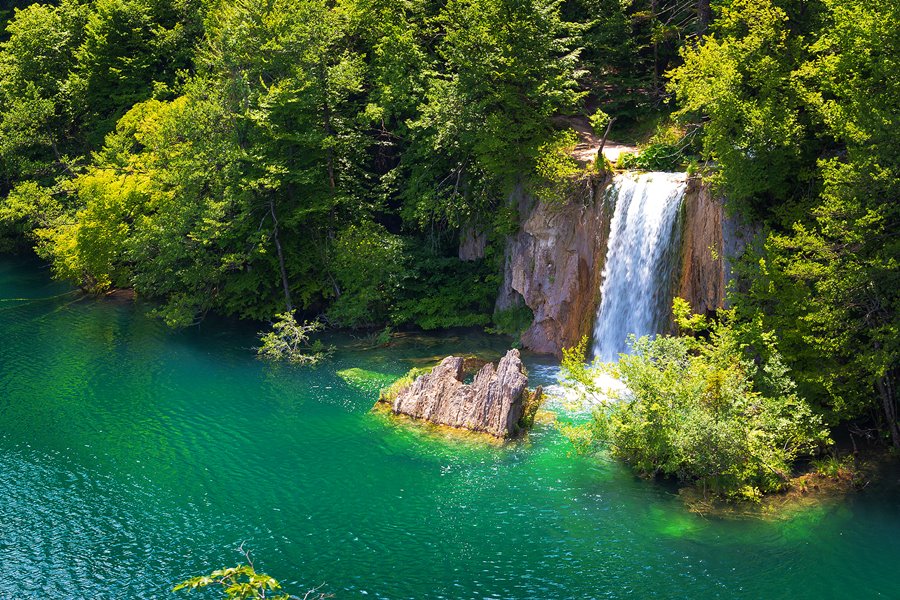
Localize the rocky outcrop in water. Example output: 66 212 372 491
496 175 612 356
388 349 540 438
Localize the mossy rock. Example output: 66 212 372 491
377 366 435 405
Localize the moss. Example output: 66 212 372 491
336 367 396 392
517 386 544 431
377 366 434 404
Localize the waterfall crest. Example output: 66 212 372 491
592 172 686 362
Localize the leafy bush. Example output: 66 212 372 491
390 250 499 330
615 122 696 172
328 222 406 327
257 313 331 366
589 109 611 134
811 455 855 479
175 564 329 600
616 142 683 171
562 300 831 501
535 130 582 182
533 129 596 204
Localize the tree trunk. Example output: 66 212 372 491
320 59 336 194
876 372 900 448
697 0 711 37
651 0 659 100
597 117 617 164
269 198 293 313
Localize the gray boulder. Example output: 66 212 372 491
391 349 536 438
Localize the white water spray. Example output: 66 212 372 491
591 172 686 362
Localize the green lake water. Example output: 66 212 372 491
1 256 899 599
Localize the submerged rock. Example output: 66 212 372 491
336 368 396 392
386 349 540 438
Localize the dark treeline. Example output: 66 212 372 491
0 0 896 450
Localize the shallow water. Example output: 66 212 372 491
1 257 898 599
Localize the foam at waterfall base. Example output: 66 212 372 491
534 365 629 416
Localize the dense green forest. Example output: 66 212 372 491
0 0 896 473
0 0 711 328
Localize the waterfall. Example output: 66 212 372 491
592 172 686 362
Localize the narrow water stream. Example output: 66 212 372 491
592 172 686 361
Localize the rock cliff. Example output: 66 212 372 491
496 174 755 356
677 179 757 316
389 349 537 438
496 175 613 356
678 179 726 316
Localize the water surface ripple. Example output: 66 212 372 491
1 257 898 599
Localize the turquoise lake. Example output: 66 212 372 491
1 256 898 599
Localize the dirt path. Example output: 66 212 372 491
555 115 638 166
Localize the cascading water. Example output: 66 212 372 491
592 172 686 362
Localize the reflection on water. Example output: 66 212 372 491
1 256 899 599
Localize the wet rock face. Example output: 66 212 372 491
496 176 613 357
678 181 726 316
677 179 758 317
391 349 530 438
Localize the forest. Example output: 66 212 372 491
0 0 897 493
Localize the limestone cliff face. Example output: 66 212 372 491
496 175 613 356
678 179 726 316
390 349 534 438
497 174 755 356
677 178 757 316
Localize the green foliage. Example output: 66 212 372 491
0 180 63 250
328 222 406 327
561 303 830 500
488 305 534 337
257 313 331 366
533 129 586 203
667 0 899 446
390 250 498 330
535 130 582 183
588 109 610 134
174 563 328 600
400 0 583 228
174 565 288 600
616 121 694 171
0 0 200 189
668 0 820 213
810 454 854 480
616 142 682 172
